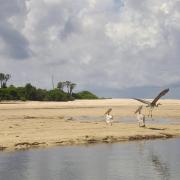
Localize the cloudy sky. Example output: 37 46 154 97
0 0 180 98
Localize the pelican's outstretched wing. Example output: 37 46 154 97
134 105 143 114
133 98 151 105
151 88 169 105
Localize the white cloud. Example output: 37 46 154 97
0 0 180 97
44 0 62 5
88 0 97 8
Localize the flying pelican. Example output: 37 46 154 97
134 105 145 127
104 108 113 126
133 88 169 118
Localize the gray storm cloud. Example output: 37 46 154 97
0 0 180 97
0 0 31 59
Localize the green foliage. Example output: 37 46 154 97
73 91 98 99
24 83 37 100
36 89 47 101
45 89 68 101
57 81 66 91
0 85 18 100
15 87 26 100
0 76 98 101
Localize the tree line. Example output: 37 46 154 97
0 73 98 101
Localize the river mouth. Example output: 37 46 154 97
0 138 180 180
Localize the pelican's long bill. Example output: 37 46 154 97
104 108 112 115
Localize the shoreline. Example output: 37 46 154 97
0 126 179 152
0 99 180 152
2 133 178 152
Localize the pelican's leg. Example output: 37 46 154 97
151 109 152 118
143 116 146 127
148 109 150 117
151 109 154 119
151 111 152 117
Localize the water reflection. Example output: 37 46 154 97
0 139 179 180
150 153 170 180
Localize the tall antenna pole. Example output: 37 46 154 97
51 75 55 89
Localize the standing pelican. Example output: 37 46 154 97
135 105 145 127
133 88 169 118
104 108 113 126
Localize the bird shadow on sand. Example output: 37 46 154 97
146 127 166 130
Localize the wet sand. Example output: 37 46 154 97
0 99 180 151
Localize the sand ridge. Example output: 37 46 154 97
0 99 180 151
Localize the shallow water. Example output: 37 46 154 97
119 116 180 125
69 115 180 125
0 139 180 180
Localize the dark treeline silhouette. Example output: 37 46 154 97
0 73 98 101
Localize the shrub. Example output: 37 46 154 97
73 91 98 99
45 89 68 101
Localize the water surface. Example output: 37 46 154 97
0 138 180 180
69 115 180 125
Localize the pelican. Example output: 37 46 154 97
133 88 169 118
104 108 113 126
134 105 145 127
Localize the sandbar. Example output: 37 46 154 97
0 99 180 151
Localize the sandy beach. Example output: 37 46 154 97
0 99 180 151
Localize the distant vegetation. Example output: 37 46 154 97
0 73 98 101
73 91 98 99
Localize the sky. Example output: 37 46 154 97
0 0 180 98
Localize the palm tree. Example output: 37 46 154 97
0 73 5 88
0 73 11 88
65 81 71 94
57 81 66 91
69 83 76 96
3 74 11 88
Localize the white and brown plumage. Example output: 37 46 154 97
104 108 113 126
134 105 145 127
133 88 169 118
